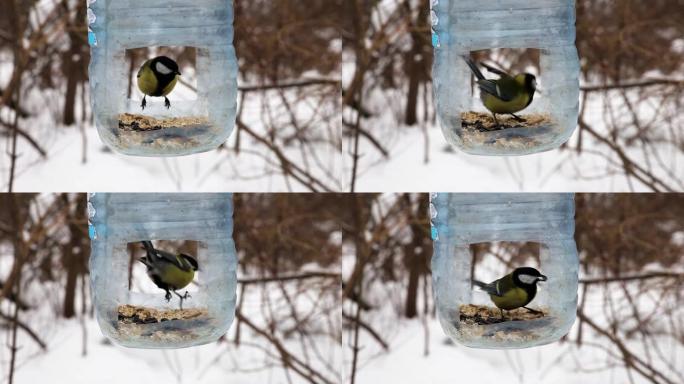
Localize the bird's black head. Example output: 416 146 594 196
180 254 199 271
153 56 181 76
524 73 537 92
512 267 547 286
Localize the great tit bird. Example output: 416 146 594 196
473 267 547 320
463 56 537 127
139 240 198 310
136 56 181 110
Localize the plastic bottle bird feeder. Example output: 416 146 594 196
430 193 578 349
430 0 580 155
88 193 237 348
87 0 238 156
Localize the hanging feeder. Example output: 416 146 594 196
430 193 578 349
87 0 238 156
430 0 580 155
88 193 237 348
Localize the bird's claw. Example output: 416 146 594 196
183 291 191 299
165 291 172 302
524 306 544 316
510 113 525 122
164 97 171 109
141 96 147 110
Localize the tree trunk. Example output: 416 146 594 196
62 194 88 318
63 254 78 318
62 3 86 126
404 0 429 126
404 194 429 318
405 253 420 318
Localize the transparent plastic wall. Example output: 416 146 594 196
431 0 580 155
87 0 238 156
88 193 237 348
430 193 578 348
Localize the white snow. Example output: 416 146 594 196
346 84 683 192
347 282 683 384
0 83 340 192
6 274 341 384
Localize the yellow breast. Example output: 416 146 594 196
164 267 195 290
482 92 531 114
160 75 178 96
490 286 530 310
137 64 178 97
137 65 158 96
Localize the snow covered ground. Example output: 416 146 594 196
356 317 610 384
0 83 340 192
348 281 683 384
346 84 683 192
0 28 341 193
342 213 684 384
4 276 341 384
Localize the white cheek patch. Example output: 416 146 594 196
518 274 538 284
155 62 173 75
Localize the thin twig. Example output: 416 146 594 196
238 271 340 285
580 271 683 285
236 311 336 384
0 311 46 350
240 78 340 93
342 311 388 350
581 78 683 92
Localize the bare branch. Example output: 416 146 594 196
238 271 340 285
580 271 683 285
581 78 683 92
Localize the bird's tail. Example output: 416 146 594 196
140 240 158 261
139 241 156 268
472 279 497 294
138 256 153 268
141 240 155 253
462 55 485 80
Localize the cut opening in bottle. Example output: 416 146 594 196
115 239 212 343
127 239 202 296
117 46 211 151
459 48 563 153
461 241 550 329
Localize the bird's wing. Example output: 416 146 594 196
463 56 485 81
153 249 189 271
472 279 504 297
138 256 153 269
137 59 151 78
141 240 156 254
480 62 511 78
179 253 198 270
140 243 185 271
477 79 516 102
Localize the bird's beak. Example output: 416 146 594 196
538 275 548 282
176 70 182 76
